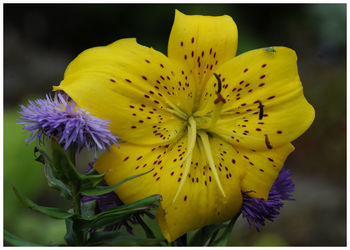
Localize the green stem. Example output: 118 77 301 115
68 145 85 245
68 146 80 215
71 184 81 215
208 231 219 246
68 146 76 167
135 214 156 239
213 212 241 246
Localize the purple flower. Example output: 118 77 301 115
17 92 119 154
81 183 155 234
241 168 295 231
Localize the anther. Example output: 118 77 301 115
264 134 273 149
214 73 222 94
213 73 226 104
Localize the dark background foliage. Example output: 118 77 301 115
4 3 346 246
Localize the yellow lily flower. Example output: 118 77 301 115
54 10 315 242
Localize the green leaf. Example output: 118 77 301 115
76 195 161 230
4 230 43 246
81 200 97 219
34 146 53 165
135 214 156 238
81 171 106 187
213 213 241 246
87 231 164 246
189 223 226 246
13 186 73 219
64 218 76 245
80 168 154 196
33 147 73 199
64 218 85 246
51 141 84 185
44 163 72 199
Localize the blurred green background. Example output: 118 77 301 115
4 4 346 246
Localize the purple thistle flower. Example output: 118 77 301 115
241 168 295 231
81 183 155 235
17 92 119 154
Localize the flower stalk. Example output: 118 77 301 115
67 145 85 245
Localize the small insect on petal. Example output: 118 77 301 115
264 47 276 52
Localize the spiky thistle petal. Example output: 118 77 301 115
241 168 295 230
17 92 119 154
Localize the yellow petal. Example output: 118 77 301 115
54 38 197 145
168 10 238 107
236 143 295 199
95 135 243 242
196 47 315 150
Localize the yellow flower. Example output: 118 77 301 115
54 10 315 242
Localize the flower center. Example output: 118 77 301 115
194 73 226 132
171 74 227 203
170 73 226 133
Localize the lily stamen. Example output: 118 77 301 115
172 116 197 203
201 73 226 129
169 116 197 171
198 131 226 198
167 104 188 120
